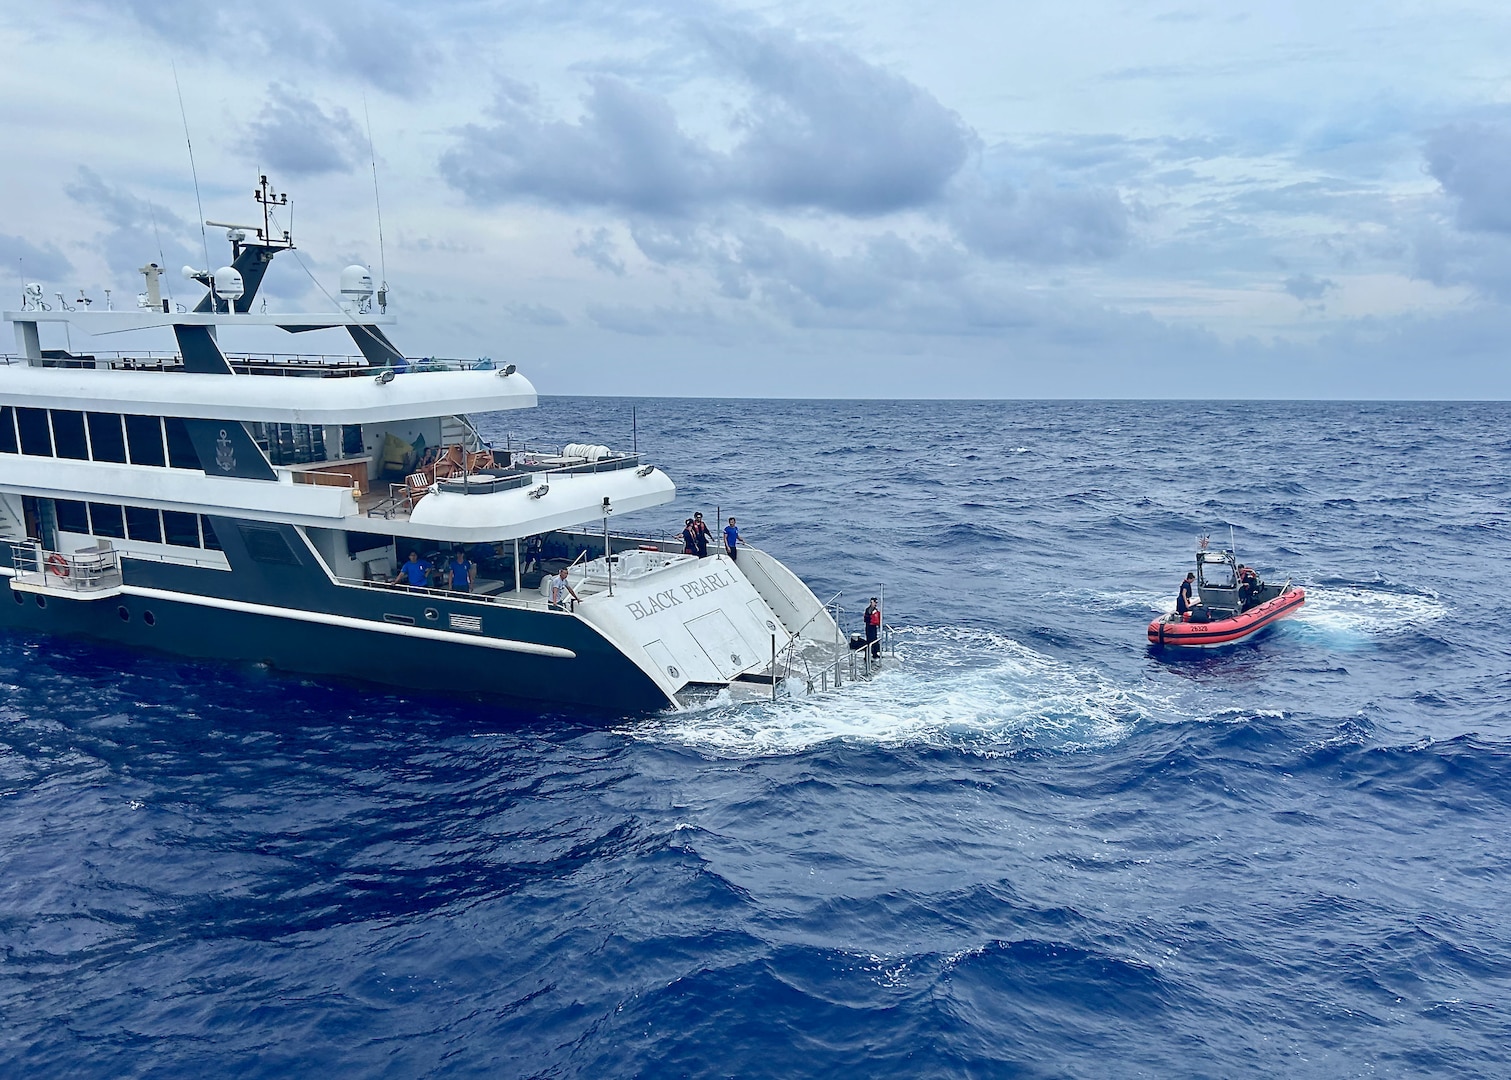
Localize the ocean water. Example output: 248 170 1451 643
2 398 1510 1078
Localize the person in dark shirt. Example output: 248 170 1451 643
393 550 431 588
681 518 697 555
1176 572 1196 619
691 512 710 558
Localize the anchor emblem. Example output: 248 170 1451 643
215 428 236 472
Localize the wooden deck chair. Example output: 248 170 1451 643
465 448 494 472
388 470 432 512
434 444 466 480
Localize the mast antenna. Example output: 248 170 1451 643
171 61 213 299
363 94 389 313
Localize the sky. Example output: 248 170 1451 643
3 1 1511 398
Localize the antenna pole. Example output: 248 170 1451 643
632 406 637 454
363 95 389 311
172 61 213 291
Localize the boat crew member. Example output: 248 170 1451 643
1237 564 1258 610
864 598 882 659
523 534 543 573
1176 572 1196 620
682 518 697 555
724 517 742 561
548 567 579 611
393 551 432 588
691 513 710 558
448 548 474 593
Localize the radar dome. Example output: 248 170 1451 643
213 266 244 301
340 265 374 300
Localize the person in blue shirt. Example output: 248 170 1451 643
393 550 431 588
448 548 474 593
724 517 742 561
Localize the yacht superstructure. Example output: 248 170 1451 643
0 181 863 713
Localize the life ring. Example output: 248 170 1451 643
45 553 70 578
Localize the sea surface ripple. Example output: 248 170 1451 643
2 399 1510 1077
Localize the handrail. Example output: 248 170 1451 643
333 574 554 612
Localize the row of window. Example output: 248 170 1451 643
0 406 200 468
54 498 222 551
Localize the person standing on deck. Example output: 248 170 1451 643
864 597 882 659
691 512 710 558
1176 572 1196 620
549 567 579 611
447 549 474 593
681 518 697 555
724 517 742 561
393 550 431 588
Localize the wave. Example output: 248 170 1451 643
628 626 1187 756
1290 585 1446 639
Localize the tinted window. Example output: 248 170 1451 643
0 406 16 454
55 499 90 534
125 505 163 544
89 502 125 539
238 525 301 565
87 413 127 463
164 417 200 470
200 516 222 551
125 415 166 467
162 510 200 547
16 408 52 456
51 410 89 460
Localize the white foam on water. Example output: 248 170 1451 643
628 625 1188 756
1291 586 1446 638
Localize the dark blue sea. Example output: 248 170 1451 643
3 399 1509 1078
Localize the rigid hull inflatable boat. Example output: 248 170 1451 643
1148 546 1305 650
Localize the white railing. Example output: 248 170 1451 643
6 540 124 594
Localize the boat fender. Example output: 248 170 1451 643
45 553 70 578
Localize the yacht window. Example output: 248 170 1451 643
261 422 327 466
86 413 127 463
125 505 163 544
125 415 167 467
238 524 301 565
162 510 201 547
51 410 89 460
16 408 52 457
89 502 126 539
0 406 17 455
164 418 200 470
342 424 364 456
200 516 223 551
55 499 90 534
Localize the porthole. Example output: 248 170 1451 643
11 590 22 605
34 594 46 609
143 611 156 627
424 607 439 622
117 606 131 622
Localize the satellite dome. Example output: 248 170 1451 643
213 266 244 301
340 265 374 300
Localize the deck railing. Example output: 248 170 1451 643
6 540 124 595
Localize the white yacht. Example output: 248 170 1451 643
0 180 870 713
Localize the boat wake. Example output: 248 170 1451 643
627 625 1184 756
1289 585 1446 640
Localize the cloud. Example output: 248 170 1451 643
1425 116 1511 234
441 25 971 218
1284 273 1337 300
87 0 437 95
63 167 200 281
504 302 568 326
245 85 368 177
706 25 972 215
0 233 72 283
946 180 1131 264
572 227 627 275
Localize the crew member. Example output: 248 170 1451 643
864 597 882 659
1237 564 1259 611
724 517 742 561
691 513 710 558
1176 572 1196 620
393 550 431 588
448 548 474 593
548 567 580 611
